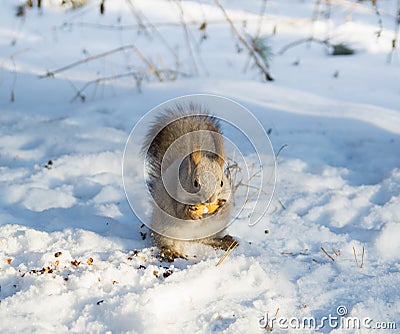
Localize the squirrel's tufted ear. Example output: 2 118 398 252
191 150 201 166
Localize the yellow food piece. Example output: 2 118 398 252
192 200 222 216
205 201 220 214
191 203 208 215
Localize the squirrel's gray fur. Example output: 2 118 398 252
143 103 236 261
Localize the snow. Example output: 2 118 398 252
0 0 399 333
376 221 400 261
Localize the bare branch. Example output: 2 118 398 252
70 17 265 31
214 0 273 81
40 45 136 78
71 69 189 102
353 246 359 267
388 0 400 63
125 0 178 61
40 43 168 82
278 37 329 55
371 0 383 39
133 46 163 81
321 247 335 262
360 246 365 269
216 239 239 266
244 0 268 72
332 247 340 257
174 0 199 75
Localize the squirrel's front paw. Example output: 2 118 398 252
186 205 203 220
158 247 188 262
186 199 227 220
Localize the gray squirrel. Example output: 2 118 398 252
143 103 237 261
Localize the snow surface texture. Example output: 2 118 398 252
0 0 399 333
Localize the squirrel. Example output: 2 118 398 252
143 103 237 261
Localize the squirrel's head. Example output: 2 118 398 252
180 150 227 204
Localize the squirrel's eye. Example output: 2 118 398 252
194 180 199 188
220 180 224 187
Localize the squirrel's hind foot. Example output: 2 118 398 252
155 235 239 262
203 235 239 251
158 247 188 262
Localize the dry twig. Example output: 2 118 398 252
371 0 383 38
244 0 268 72
332 247 340 257
40 43 171 84
126 0 178 61
174 0 199 75
352 245 365 269
214 0 273 81
353 246 358 267
360 246 365 269
40 44 136 78
388 0 400 63
71 17 268 31
278 37 329 55
71 69 187 102
216 239 239 266
321 247 335 262
275 144 288 161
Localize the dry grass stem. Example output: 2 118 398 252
360 246 365 269
274 308 280 317
174 0 199 75
387 0 400 63
275 144 288 161
321 247 335 262
216 240 239 266
126 0 178 60
41 44 136 78
213 0 273 81
278 199 286 210
243 0 268 72
332 247 340 257
353 245 359 267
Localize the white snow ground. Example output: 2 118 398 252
0 0 399 333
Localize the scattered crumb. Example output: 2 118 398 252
71 260 80 267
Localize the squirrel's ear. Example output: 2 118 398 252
191 150 201 166
216 155 225 167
